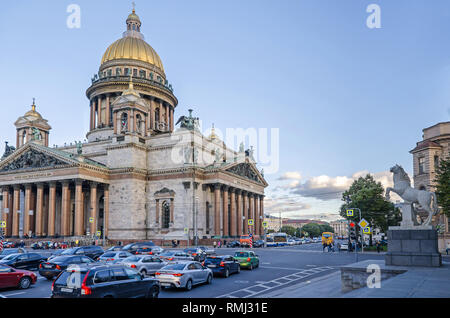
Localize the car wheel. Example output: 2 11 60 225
185 279 193 291
237 265 241 273
140 269 147 277
146 286 159 298
19 277 31 289
224 268 229 278
249 264 253 270
206 274 212 284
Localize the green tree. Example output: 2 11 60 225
434 155 450 217
319 224 334 234
280 226 296 236
339 174 401 234
301 223 322 237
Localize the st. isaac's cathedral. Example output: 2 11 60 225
0 9 267 243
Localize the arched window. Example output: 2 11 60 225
22 130 27 145
162 201 170 229
121 113 128 132
132 24 136 31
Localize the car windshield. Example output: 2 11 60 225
61 248 76 255
183 248 196 253
206 257 223 264
0 250 17 255
101 252 117 257
161 263 186 271
123 256 141 262
122 244 133 250
54 270 88 288
2 254 19 260
51 256 73 263
234 252 249 257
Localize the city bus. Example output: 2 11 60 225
321 232 333 246
273 232 288 246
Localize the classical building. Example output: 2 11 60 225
329 219 348 237
410 121 450 252
0 9 267 242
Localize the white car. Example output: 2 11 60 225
287 240 296 246
338 243 349 251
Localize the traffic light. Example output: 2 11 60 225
349 223 357 240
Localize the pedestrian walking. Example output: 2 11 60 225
376 241 381 253
213 241 217 249
218 240 221 248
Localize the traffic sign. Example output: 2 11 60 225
0 221 6 228
89 217 94 224
346 209 354 217
96 231 101 237
363 227 371 234
248 219 254 226
184 227 189 234
358 218 369 229
262 221 268 228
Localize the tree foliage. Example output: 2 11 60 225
339 174 401 233
434 155 450 217
280 226 296 236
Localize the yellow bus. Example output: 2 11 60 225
321 232 333 245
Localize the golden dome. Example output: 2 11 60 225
24 100 43 119
101 35 164 72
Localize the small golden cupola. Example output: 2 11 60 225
14 98 51 148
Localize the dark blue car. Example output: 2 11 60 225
203 255 240 278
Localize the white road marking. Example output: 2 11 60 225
216 266 335 298
259 266 304 271
2 292 26 297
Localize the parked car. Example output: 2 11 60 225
233 251 259 270
0 248 27 260
287 239 296 246
47 249 66 261
0 264 37 289
155 261 212 290
97 251 133 263
203 255 240 277
105 246 123 252
118 255 168 276
226 240 240 248
60 246 104 261
158 250 193 262
0 252 46 270
122 242 156 255
337 242 349 251
183 248 207 262
51 263 160 298
135 246 164 256
39 255 95 280
198 246 215 255
253 240 265 248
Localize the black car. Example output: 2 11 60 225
122 242 156 255
226 240 240 248
59 246 104 260
39 255 95 280
183 248 207 262
203 255 240 278
0 248 27 260
51 263 160 298
253 240 265 248
47 249 66 261
0 253 46 270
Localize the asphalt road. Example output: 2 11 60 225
0 242 389 298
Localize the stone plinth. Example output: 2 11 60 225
385 228 442 267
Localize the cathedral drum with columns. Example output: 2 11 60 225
0 9 267 244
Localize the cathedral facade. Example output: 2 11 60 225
0 10 267 242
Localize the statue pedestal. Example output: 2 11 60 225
385 228 442 267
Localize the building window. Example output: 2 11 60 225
140 70 146 78
133 69 137 77
418 157 425 174
124 68 129 76
162 201 170 229
155 108 160 123
434 155 440 171
120 113 128 132
116 68 121 76
107 69 112 77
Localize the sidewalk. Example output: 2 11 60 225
258 261 450 298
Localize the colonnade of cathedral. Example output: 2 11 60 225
1 180 109 238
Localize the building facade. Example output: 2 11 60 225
410 121 450 252
0 9 267 242
330 219 348 237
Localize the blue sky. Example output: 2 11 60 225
0 0 448 221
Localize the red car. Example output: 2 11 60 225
0 264 37 289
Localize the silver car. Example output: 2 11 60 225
158 250 194 262
97 251 133 263
119 255 168 276
155 261 213 290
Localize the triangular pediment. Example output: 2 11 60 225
224 161 267 186
0 144 72 173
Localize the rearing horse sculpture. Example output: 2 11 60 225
385 164 439 226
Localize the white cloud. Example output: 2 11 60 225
277 171 302 181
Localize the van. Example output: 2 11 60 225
239 235 252 247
